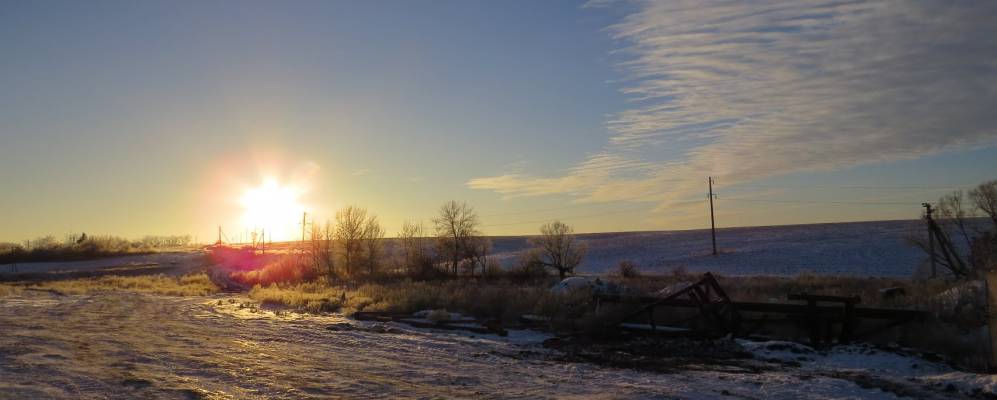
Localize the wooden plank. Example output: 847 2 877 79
596 296 924 320
788 293 860 304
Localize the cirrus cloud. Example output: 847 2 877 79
469 0 997 206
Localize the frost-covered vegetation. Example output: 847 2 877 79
248 282 343 313
0 234 193 264
246 280 559 323
14 273 219 296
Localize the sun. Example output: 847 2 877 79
240 178 305 242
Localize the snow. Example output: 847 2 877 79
3 291 992 399
2 220 933 279
740 340 997 397
0 251 206 275
413 309 472 322
549 276 628 295
491 219 929 277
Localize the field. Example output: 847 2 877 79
1 220 993 399
490 219 929 277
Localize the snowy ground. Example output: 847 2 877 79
0 252 207 276
490 220 930 277
2 220 932 279
2 291 992 399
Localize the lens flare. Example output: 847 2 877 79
240 178 305 242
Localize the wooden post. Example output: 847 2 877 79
841 300 855 344
986 271 997 372
807 298 819 347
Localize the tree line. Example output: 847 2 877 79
304 200 587 281
0 234 193 265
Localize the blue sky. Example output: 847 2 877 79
1 0 996 242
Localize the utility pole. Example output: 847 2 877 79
709 177 718 256
923 203 937 278
301 212 308 252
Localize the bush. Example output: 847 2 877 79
507 257 549 283
614 260 641 279
248 283 343 313
343 280 550 323
482 260 505 281
405 255 449 281
230 256 318 286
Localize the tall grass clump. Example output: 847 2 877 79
248 283 344 313
231 256 318 287
347 280 551 322
0 284 20 297
33 273 219 296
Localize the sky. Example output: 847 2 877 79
2 0 996 243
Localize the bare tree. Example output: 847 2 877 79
361 214 384 276
309 220 335 282
529 220 586 280
398 221 426 274
464 235 491 277
335 205 368 277
433 201 480 276
970 180 997 229
938 190 977 251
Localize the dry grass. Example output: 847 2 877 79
348 280 552 322
0 284 20 297
248 283 344 313
610 272 959 309
30 273 219 296
241 280 556 323
231 256 319 287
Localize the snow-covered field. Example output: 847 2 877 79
491 219 929 277
0 252 207 276
1 291 992 399
2 220 931 279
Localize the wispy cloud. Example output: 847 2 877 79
469 0 997 206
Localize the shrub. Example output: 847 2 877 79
230 256 318 286
248 283 343 313
507 256 550 283
614 260 641 279
483 260 505 280
405 255 449 281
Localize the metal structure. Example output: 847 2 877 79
617 272 739 335
598 273 926 347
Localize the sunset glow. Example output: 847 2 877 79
239 179 305 242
